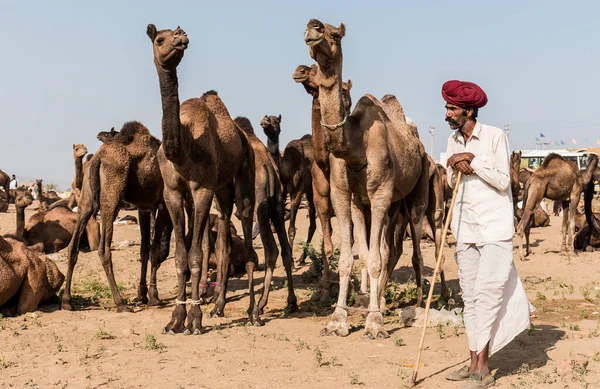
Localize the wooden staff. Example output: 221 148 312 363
411 171 462 385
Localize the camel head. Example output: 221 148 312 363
97 127 118 143
147 24 189 71
293 64 319 98
341 79 353 111
510 151 522 172
304 19 345 71
43 258 65 301
15 188 33 209
260 115 282 140
73 144 88 158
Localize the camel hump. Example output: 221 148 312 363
118 121 151 144
200 90 233 119
300 134 312 141
234 116 255 135
380 94 407 123
541 153 564 168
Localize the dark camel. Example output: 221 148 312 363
0 235 64 316
260 115 317 263
148 24 259 334
0 169 9 194
304 19 429 338
0 169 9 211
516 153 599 260
62 121 172 312
292 63 352 295
233 116 297 314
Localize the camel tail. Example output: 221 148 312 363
89 156 102 219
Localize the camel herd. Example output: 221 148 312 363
1 20 599 340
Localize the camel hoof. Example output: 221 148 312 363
61 302 74 311
287 302 299 314
364 312 389 339
117 305 133 313
183 329 191 335
185 306 203 334
133 295 149 304
321 308 349 337
147 298 165 306
209 308 224 318
164 305 186 334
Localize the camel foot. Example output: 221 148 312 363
364 311 389 339
147 297 165 306
184 305 204 335
209 306 225 318
133 295 149 304
287 294 299 313
297 251 307 265
440 287 451 302
413 288 424 307
164 305 186 334
321 307 349 337
116 305 133 313
247 307 264 327
61 300 74 311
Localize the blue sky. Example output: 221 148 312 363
1 1 599 188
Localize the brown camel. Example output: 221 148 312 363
292 63 352 295
260 115 317 263
0 236 64 316
510 151 522 211
0 169 9 211
229 116 297 315
34 179 61 211
69 144 88 208
516 153 599 260
97 127 118 143
304 19 429 338
0 190 8 213
10 187 100 254
519 167 534 186
147 24 260 334
0 169 9 194
62 121 172 312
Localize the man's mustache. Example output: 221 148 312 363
446 118 458 125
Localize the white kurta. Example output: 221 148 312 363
446 122 532 355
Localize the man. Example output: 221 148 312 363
9 174 18 190
442 80 532 389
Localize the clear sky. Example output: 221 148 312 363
1 1 599 189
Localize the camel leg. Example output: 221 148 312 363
321 159 353 337
377 202 405 306
351 200 370 308
271 195 298 312
163 187 188 334
232 162 259 324
311 163 333 300
148 205 171 306
561 200 570 253
62 206 94 311
428 183 449 300
199 215 211 305
567 197 578 255
135 210 151 304
97 201 130 313
255 199 278 321
287 189 303 261
298 189 317 264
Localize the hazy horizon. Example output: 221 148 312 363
1 1 599 190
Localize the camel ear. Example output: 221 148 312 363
278 114 282 122
347 79 353 90
147 24 157 42
338 22 346 38
72 144 76 149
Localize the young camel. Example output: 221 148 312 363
304 19 429 338
260 115 316 264
292 64 353 295
71 144 88 207
232 116 297 314
516 153 599 260
61 121 172 312
147 24 260 334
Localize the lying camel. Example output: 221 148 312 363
0 235 64 316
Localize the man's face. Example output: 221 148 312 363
445 103 469 130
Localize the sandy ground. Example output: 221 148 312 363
1 204 600 389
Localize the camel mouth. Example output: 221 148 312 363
293 74 309 82
173 42 188 51
305 37 324 47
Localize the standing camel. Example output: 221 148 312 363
147 24 261 334
516 153 598 259
260 115 316 263
71 144 88 207
232 116 297 314
61 121 172 311
510 151 522 212
304 19 429 338
292 63 352 296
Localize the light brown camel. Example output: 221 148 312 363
304 19 429 338
292 63 352 294
71 144 88 205
260 115 317 263
516 153 599 260
230 116 297 315
519 167 534 186
61 121 172 312
0 236 64 316
510 151 522 211
147 24 260 334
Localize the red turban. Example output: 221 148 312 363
442 80 488 108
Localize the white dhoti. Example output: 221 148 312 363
455 240 532 355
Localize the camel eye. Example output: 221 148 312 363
156 37 165 45
331 32 341 39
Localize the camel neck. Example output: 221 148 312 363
15 205 25 238
157 67 183 163
266 136 279 157
583 158 599 184
316 65 348 155
74 157 84 190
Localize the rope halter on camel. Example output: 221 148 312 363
320 113 348 130
175 299 202 306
